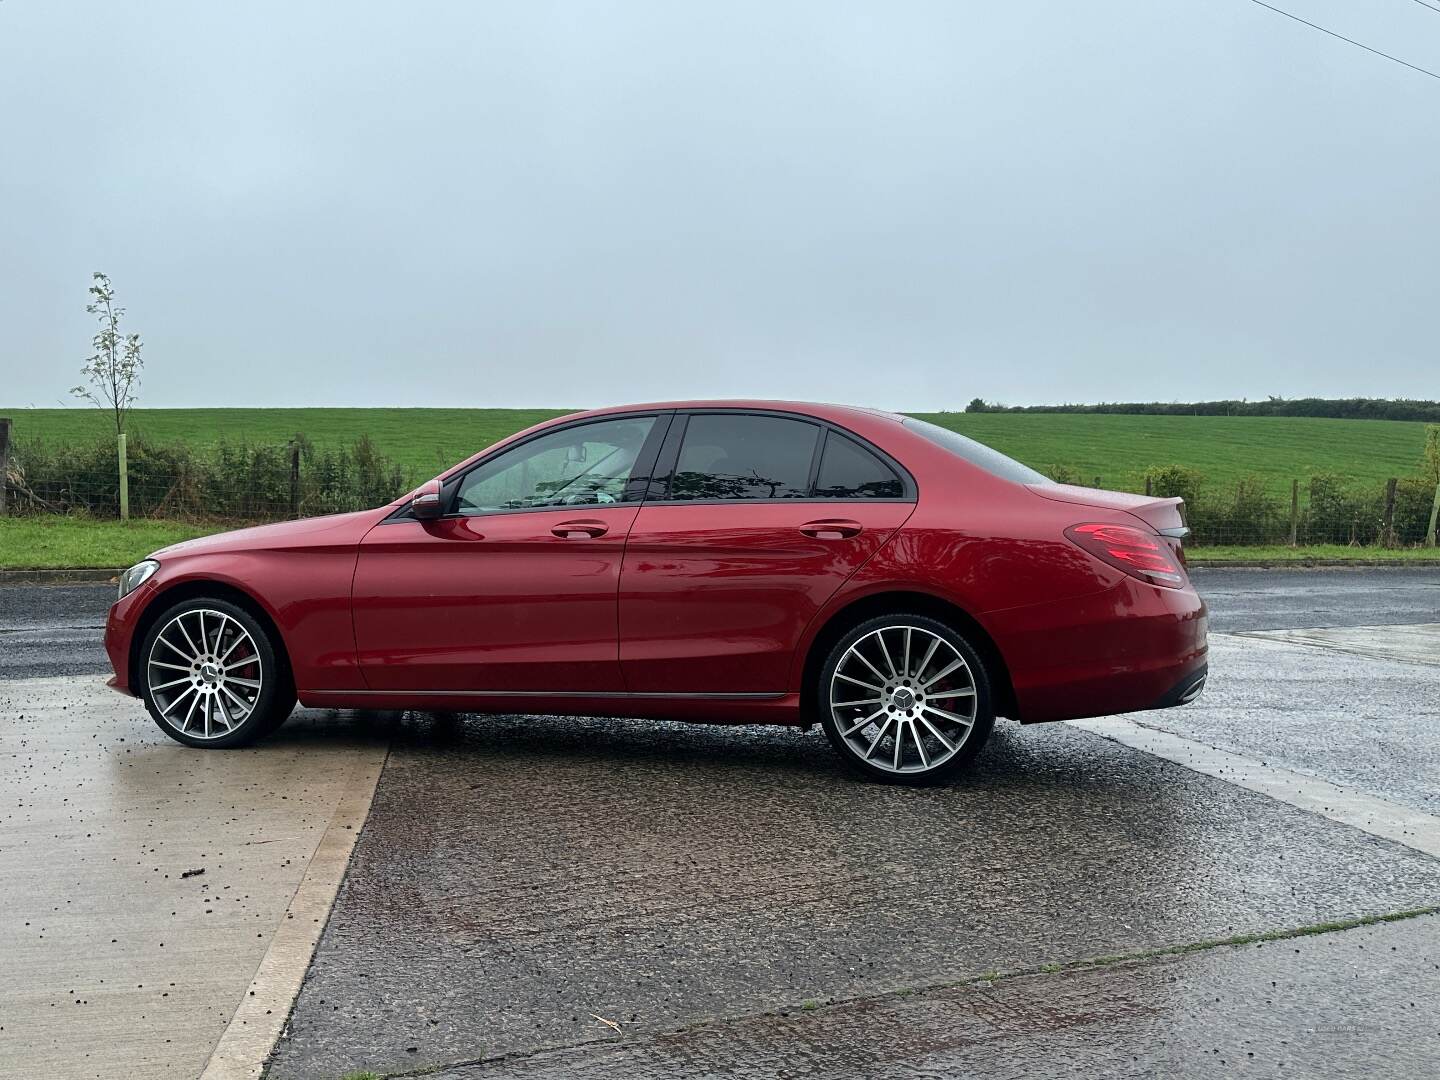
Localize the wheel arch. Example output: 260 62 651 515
129 579 293 695
799 590 1018 721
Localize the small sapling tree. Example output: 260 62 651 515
73 272 143 434
72 272 144 517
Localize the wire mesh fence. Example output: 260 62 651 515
1132 472 1438 548
2 428 1438 549
1 434 415 523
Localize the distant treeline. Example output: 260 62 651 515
962 397 1440 422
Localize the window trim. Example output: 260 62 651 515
387 411 673 522
648 407 916 505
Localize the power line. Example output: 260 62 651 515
1410 0 1440 17
1247 0 1440 81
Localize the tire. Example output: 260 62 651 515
138 597 296 748
818 613 995 785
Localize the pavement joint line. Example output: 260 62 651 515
199 739 391 1080
368 906 1440 1080
1068 715 1440 860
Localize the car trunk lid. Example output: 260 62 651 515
1027 482 1190 568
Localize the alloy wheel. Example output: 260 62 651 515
828 624 978 775
146 608 265 740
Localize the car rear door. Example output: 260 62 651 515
618 411 915 694
353 413 668 692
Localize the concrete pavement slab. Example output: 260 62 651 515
1135 632 1440 815
0 676 388 1080
6 568 1440 1078
265 715 1440 1080
1071 717 1440 859
427 911 1440 1079
1237 622 1440 667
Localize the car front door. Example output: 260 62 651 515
618 411 915 694
353 413 667 692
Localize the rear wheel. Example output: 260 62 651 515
139 598 295 748
818 614 994 785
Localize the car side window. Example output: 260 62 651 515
814 432 904 499
669 414 819 501
454 416 656 514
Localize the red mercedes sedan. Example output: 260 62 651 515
104 401 1207 783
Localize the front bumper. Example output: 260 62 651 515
103 579 158 696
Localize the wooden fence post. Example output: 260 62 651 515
117 432 129 521
0 417 10 517
289 440 301 518
1427 476 1440 548
1381 477 1397 548
1288 479 1299 547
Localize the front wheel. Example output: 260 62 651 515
818 614 994 785
139 598 295 748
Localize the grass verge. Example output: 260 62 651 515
1189 544 1440 565
0 517 216 569
4 517 1438 571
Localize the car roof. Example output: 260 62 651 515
427 399 914 488
563 400 907 425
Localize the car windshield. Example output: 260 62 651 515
902 418 1049 484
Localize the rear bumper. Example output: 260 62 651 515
986 578 1208 724
1150 665 1208 709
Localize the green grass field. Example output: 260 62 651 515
4 406 1432 496
3 407 573 482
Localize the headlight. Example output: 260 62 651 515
118 560 160 600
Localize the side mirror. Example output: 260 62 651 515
411 478 445 520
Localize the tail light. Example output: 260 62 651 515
1064 523 1187 589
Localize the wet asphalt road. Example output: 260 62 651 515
0 583 113 681
1188 566 1440 632
4 568 1440 1078
267 714 1440 1078
5 567 1439 681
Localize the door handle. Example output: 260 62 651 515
552 520 609 539
799 519 863 540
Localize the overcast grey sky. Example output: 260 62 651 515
2 1 1436 411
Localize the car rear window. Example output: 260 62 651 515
902 418 1049 484
814 432 904 498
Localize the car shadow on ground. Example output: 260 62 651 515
285 706 1157 797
